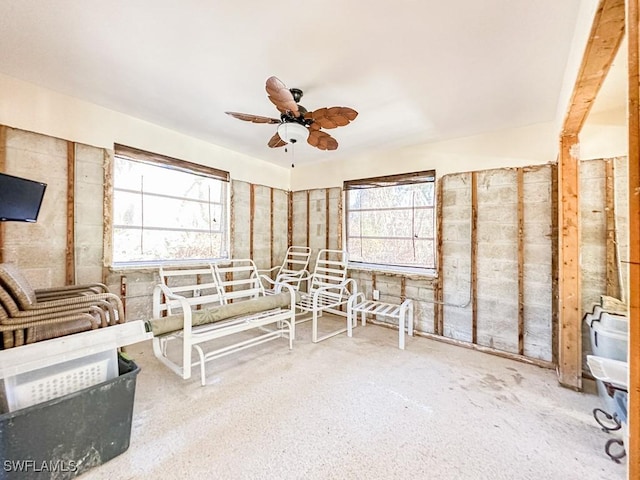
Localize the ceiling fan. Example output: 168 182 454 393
225 76 358 151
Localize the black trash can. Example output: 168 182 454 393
0 355 140 479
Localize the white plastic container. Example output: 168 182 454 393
0 321 151 413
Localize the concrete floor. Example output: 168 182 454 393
83 316 626 480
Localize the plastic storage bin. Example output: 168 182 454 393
0 355 139 480
0 321 151 479
0 348 118 412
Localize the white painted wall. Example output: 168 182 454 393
291 122 560 190
0 73 291 190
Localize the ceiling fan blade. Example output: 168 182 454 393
307 107 358 129
265 76 300 117
225 111 280 124
268 132 287 148
308 130 338 151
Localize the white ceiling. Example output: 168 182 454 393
0 0 603 168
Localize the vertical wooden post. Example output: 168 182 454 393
550 164 560 366
270 187 274 268
517 168 525 355
337 189 343 250
435 177 445 335
558 134 581 390
0 126 6 264
119 275 127 317
229 180 235 259
325 189 330 249
471 172 478 344
627 0 640 474
287 191 293 248
604 159 620 298
249 183 255 260
306 190 310 248
102 150 114 276
66 142 76 285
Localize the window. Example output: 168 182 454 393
344 170 436 272
111 145 229 266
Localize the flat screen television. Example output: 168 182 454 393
0 173 47 222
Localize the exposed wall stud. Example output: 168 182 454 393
550 163 559 366
66 141 76 285
306 190 310 247
471 171 478 344
604 159 620 298
120 275 127 317
517 168 525 355
337 189 343 249
229 181 236 258
287 191 293 247
102 150 114 274
435 177 444 335
249 183 255 260
0 126 6 264
270 187 274 268
325 188 330 249
627 0 640 473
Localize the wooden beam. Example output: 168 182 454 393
604 159 620 298
306 190 310 248
270 187 274 268
561 0 625 135
558 134 582 390
337 189 343 249
471 172 478 344
627 0 640 475
325 189 330 249
287 191 293 247
550 163 560 366
229 181 235 258
102 150 114 269
414 330 554 370
249 183 255 260
0 126 6 264
66 142 76 285
517 168 525 356
435 177 444 335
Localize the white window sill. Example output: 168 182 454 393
347 262 437 279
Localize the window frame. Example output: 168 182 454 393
108 144 230 268
343 170 436 276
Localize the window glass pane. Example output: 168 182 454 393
345 172 435 270
112 153 228 265
113 229 225 263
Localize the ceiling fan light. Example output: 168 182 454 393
277 122 309 144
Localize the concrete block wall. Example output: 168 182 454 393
2 128 69 287
613 156 629 303
440 166 553 362
441 173 473 342
291 187 341 273
74 143 106 285
1 126 293 323
475 169 519 353
521 166 553 361
580 159 607 312
579 157 629 372
0 124 630 369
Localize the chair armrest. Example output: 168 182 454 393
34 283 110 300
257 266 280 276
